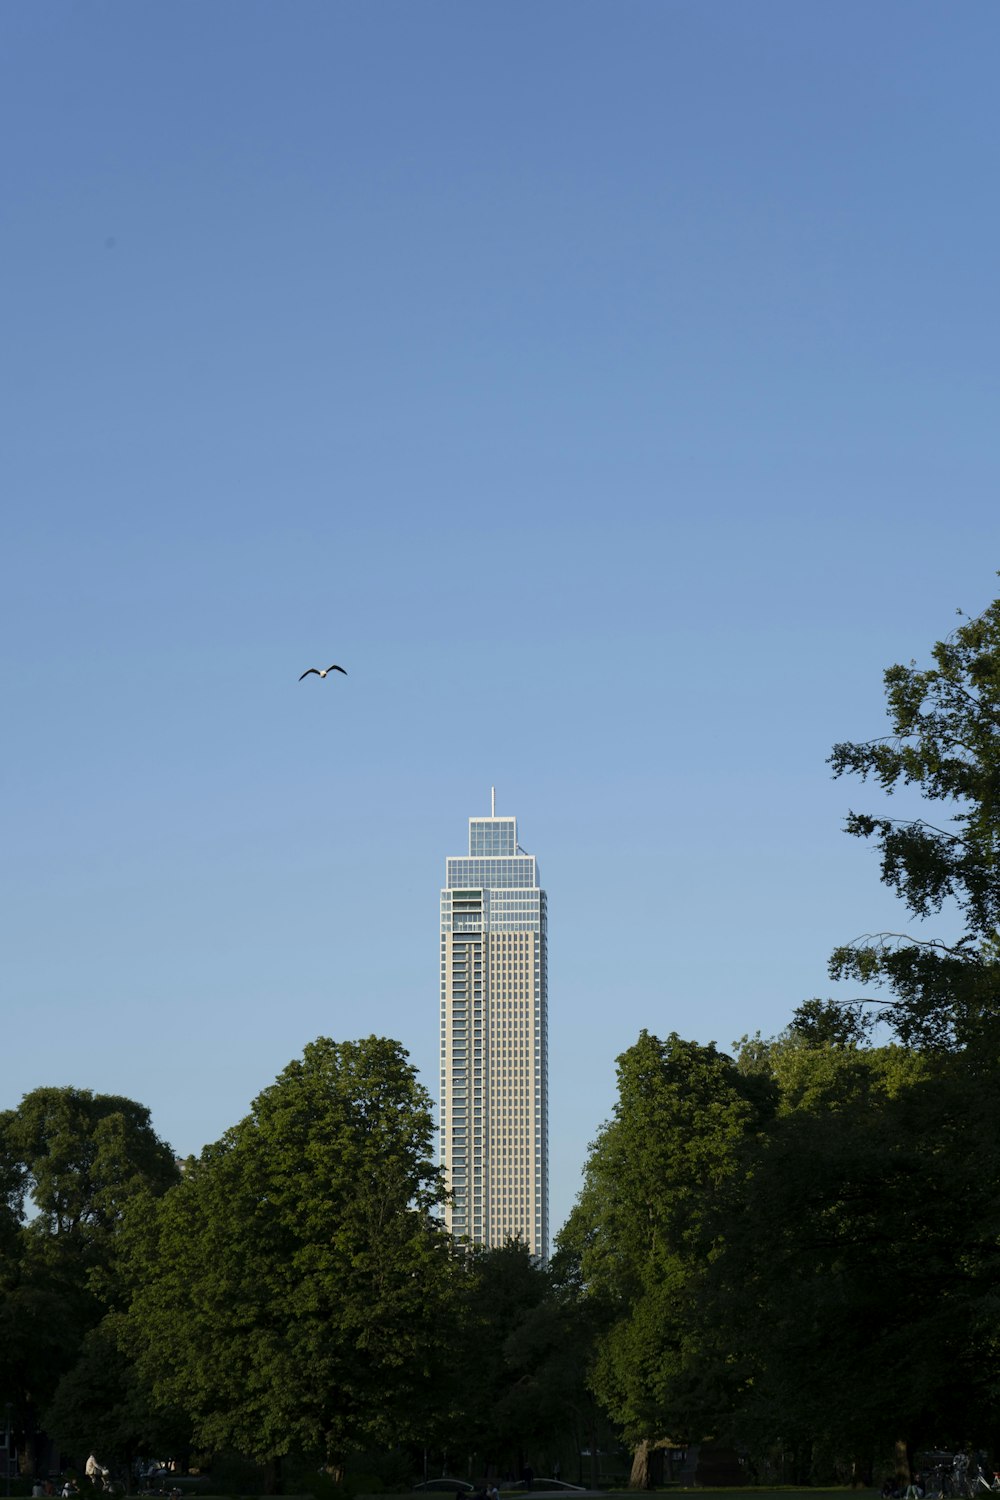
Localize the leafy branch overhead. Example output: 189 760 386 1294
828 591 1000 1047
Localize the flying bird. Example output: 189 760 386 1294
299 664 348 681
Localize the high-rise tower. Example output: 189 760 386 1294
439 793 549 1259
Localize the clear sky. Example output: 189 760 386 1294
4 2 1000 1237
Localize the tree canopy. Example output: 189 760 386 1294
716 1035 1000 1473
0 1087 178 1475
829 593 1000 1047
558 1032 773 1456
443 1239 594 1479
122 1036 454 1472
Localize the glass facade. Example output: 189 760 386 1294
469 818 517 858
440 808 549 1260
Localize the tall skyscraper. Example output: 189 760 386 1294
439 794 549 1259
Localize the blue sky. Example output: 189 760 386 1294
4 2 1000 1236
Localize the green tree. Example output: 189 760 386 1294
787 997 875 1049
443 1240 593 1482
447 1239 549 1474
714 1034 1000 1480
0 1088 178 1475
2 1088 178 1245
828 591 1000 1048
122 1037 454 1480
559 1032 773 1486
44 1317 189 1485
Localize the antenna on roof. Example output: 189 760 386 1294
491 785 496 817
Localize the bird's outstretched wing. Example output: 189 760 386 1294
326 664 348 675
299 668 321 680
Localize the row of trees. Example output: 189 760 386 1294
6 589 1000 1489
566 1022 1000 1484
1 1049 598 1491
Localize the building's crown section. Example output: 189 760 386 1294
442 795 541 892
469 816 517 857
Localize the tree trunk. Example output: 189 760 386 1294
895 1440 912 1486
630 1441 652 1490
322 1455 345 1488
20 1414 40 1482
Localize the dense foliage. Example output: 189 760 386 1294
828 595 1000 1048
559 1034 773 1451
0 1088 179 1476
122 1037 454 1474
443 1239 596 1480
